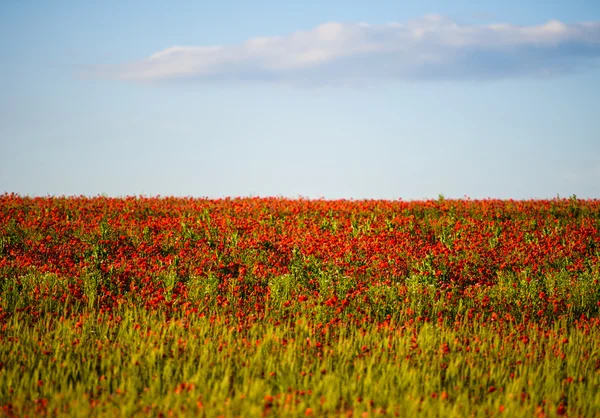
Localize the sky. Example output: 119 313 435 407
1 0 600 200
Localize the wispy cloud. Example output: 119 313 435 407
96 15 600 85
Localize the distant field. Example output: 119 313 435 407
1 195 599 417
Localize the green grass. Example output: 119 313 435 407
2 275 599 417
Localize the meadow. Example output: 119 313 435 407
1 194 599 417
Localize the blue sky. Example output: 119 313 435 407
1 1 599 199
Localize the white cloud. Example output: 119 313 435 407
97 15 600 85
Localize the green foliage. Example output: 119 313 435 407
2 301 599 417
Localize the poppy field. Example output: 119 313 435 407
1 194 599 417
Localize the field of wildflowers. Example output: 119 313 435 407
1 194 599 417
